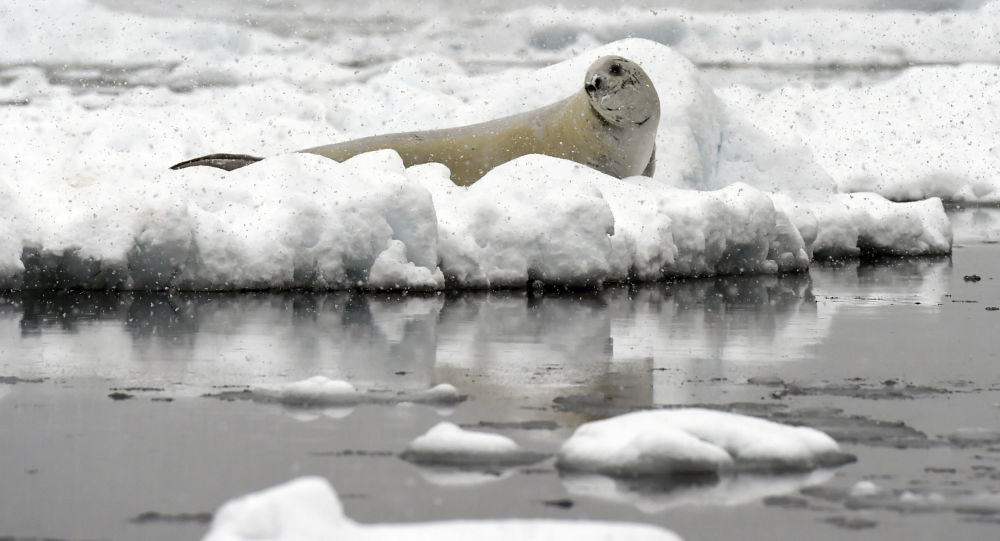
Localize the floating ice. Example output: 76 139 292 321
202 476 684 541
411 383 461 403
518 3 1000 67
849 480 882 497
13 1 1000 77
241 377 465 408
557 408 855 476
400 422 548 467
0 5 958 290
256 376 360 406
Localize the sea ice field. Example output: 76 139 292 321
1 0 999 540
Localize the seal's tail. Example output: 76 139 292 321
170 153 264 171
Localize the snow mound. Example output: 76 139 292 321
256 376 360 406
0 38 954 291
400 422 549 467
410 383 462 403
203 476 684 541
721 64 1000 204
557 408 855 476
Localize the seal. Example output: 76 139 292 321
171 56 659 186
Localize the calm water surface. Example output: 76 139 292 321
1 209 999 541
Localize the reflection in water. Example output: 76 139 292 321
412 466 518 487
0 256 951 407
810 256 951 307
561 469 835 513
948 207 1000 244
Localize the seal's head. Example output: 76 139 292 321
583 56 659 129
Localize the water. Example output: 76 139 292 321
2 210 999 540
5 1 1000 538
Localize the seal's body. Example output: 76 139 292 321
171 56 659 186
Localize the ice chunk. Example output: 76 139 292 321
0 37 957 291
256 376 360 407
203 476 684 541
400 422 548 467
244 378 465 408
557 408 855 476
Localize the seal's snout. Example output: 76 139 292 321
585 76 603 94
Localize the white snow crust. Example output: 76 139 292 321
407 422 521 456
202 476 684 541
721 65 1000 204
557 408 854 475
400 422 547 467
0 1 967 291
256 376 360 405
251 376 463 408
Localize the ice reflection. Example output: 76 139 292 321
412 467 517 487
810 256 951 307
0 256 950 401
561 469 835 513
948 207 1000 244
607 274 820 367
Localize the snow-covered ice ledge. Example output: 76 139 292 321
0 39 952 291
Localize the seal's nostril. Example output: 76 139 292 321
585 82 596 93
593 76 603 89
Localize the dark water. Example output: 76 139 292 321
2 210 1000 541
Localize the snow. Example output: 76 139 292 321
0 1 975 291
516 4 1000 67
12 1 1000 73
850 480 882 497
252 377 464 407
400 422 548 467
411 383 461 403
256 376 360 406
720 64 1000 204
557 408 855 476
203 476 684 541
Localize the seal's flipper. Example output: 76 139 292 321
170 153 264 171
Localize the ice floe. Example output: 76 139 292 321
214 377 464 408
256 376 360 406
202 476 684 541
557 408 855 476
400 422 549 467
0 38 954 291
13 1 1000 76
0 0 966 291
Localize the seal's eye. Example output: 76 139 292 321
608 63 623 76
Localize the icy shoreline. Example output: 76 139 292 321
0 154 952 291
0 2 964 291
